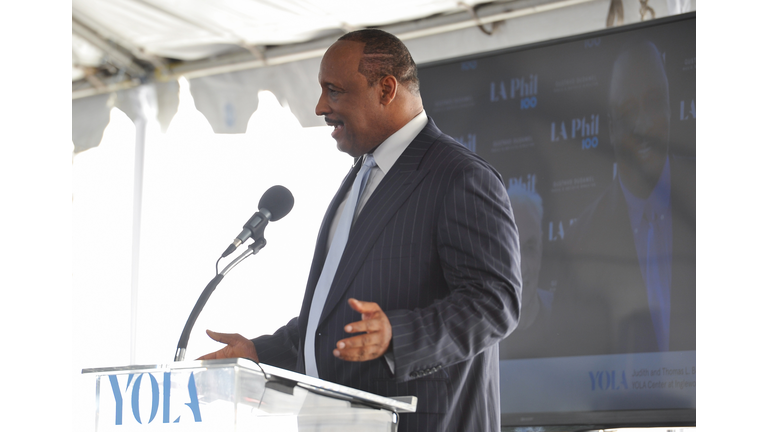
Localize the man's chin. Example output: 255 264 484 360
335 140 357 157
619 142 667 170
633 142 664 160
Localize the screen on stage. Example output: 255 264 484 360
418 13 695 428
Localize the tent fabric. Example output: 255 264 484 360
72 81 179 153
189 56 324 133
665 0 692 14
71 53 321 150
70 0 507 149
72 93 113 153
72 0 493 61
71 55 325 150
254 57 326 128
115 84 158 127
71 0 695 152
154 80 181 133
189 73 262 134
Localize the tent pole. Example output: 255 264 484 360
129 115 147 365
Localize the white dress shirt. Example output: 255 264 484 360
620 157 673 351
320 110 427 373
325 110 428 254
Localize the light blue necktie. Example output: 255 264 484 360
304 154 377 377
643 207 671 352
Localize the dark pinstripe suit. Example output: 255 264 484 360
253 118 522 431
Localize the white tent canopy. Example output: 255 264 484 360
72 0 695 152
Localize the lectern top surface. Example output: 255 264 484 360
83 358 418 413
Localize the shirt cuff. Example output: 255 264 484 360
383 351 395 374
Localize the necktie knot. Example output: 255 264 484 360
363 153 376 169
354 154 377 207
643 205 657 223
362 153 377 172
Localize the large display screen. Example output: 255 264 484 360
418 13 695 428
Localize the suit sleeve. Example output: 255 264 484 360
386 164 522 382
251 317 300 371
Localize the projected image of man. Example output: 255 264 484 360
550 41 695 356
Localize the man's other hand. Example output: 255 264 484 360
196 330 259 362
334 298 392 361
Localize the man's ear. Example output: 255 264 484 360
379 75 398 106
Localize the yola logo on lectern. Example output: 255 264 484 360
107 372 202 425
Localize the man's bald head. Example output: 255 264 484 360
338 29 420 95
609 41 670 112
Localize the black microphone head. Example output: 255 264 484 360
259 185 294 221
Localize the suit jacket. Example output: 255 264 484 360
549 156 696 356
252 118 522 431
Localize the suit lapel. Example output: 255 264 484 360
298 159 361 334
318 119 442 325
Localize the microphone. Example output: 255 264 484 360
221 185 294 257
175 186 294 362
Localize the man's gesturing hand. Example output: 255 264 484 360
196 330 259 362
334 298 392 361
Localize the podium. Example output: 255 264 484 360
82 358 417 431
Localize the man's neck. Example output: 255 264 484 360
618 160 666 199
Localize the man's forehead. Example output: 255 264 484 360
610 52 667 102
613 45 666 82
324 40 364 64
330 39 365 52
320 41 363 75
318 41 364 81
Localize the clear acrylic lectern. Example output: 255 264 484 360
82 358 417 431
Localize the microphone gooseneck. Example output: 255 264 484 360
175 186 293 362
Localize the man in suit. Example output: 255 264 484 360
549 40 695 356
200 29 521 431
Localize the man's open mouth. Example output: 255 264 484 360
325 118 344 138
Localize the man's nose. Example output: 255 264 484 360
632 110 654 135
315 93 329 117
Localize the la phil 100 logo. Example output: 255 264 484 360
551 114 600 150
490 74 538 110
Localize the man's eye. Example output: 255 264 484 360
617 103 639 123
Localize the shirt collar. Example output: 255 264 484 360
369 110 428 175
620 156 672 227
